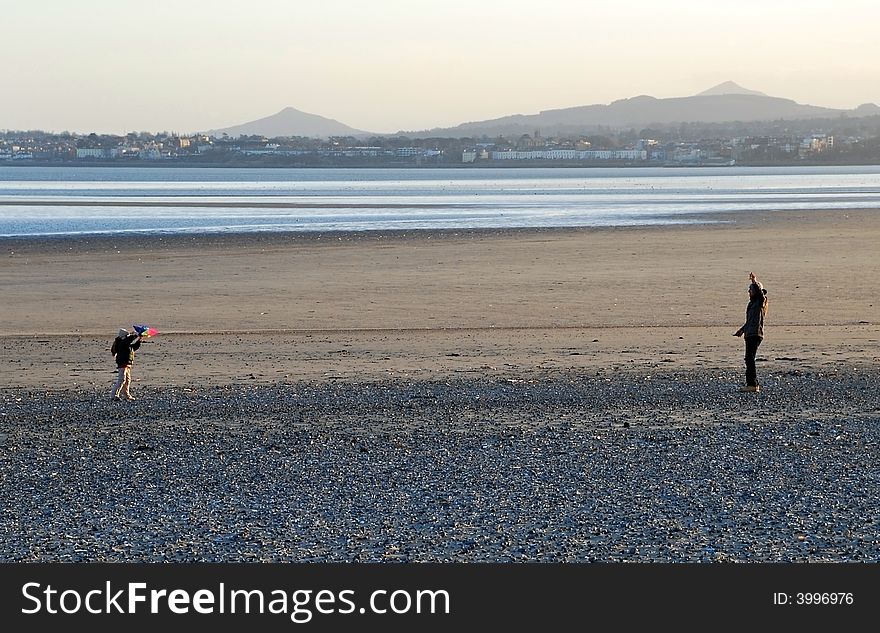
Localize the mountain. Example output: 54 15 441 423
696 81 767 97
404 83 877 138
206 83 880 140
206 107 371 139
853 103 880 115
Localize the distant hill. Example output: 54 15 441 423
404 82 878 138
853 103 880 115
696 81 767 97
206 107 371 139
205 83 880 140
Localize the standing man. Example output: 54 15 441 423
111 327 141 401
733 272 768 392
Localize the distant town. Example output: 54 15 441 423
2 127 880 167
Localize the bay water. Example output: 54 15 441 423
1 165 879 237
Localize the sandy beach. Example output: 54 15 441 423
1 209 878 389
1 208 879 562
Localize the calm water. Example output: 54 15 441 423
1 165 879 236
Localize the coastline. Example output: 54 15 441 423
0 205 869 248
5 160 880 169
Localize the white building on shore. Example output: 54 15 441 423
490 149 646 161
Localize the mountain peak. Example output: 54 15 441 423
207 106 370 139
696 81 767 97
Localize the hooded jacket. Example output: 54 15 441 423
741 283 768 338
111 334 141 368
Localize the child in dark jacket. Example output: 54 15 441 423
111 327 141 401
734 272 768 392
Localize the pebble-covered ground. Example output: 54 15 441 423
1 368 878 562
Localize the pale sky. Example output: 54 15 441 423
2 0 879 134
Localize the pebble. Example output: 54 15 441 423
0 368 878 562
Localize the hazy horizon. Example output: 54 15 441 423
3 0 879 135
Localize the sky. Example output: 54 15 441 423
2 0 879 135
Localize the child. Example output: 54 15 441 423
111 327 141 401
733 272 768 392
